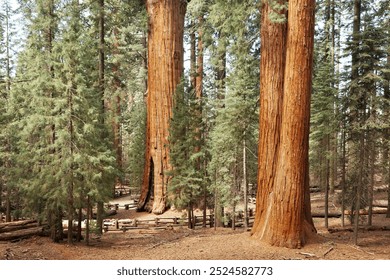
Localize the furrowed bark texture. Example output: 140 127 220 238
138 0 186 214
251 0 317 248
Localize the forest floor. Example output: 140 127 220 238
1 190 390 260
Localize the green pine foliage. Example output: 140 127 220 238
123 100 146 190
0 0 148 233
341 0 388 213
4 0 115 236
310 0 340 189
207 0 259 217
168 81 205 211
104 0 148 186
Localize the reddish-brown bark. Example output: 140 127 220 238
195 16 203 99
251 0 317 248
138 0 186 214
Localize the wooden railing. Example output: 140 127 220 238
103 212 256 232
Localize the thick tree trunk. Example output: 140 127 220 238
137 0 186 214
251 0 288 242
49 208 63 243
190 20 196 90
252 0 316 249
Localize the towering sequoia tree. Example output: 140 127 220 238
138 0 187 214
251 0 316 248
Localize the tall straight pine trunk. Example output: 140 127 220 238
252 0 316 248
137 0 186 214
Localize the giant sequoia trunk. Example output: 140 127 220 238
137 0 186 214
251 0 316 248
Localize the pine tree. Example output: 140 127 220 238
104 0 148 189
207 0 260 228
168 81 205 228
310 0 340 228
340 0 388 243
9 0 117 242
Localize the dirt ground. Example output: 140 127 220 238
1 191 390 260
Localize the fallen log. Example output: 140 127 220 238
328 226 390 234
0 220 37 230
105 209 117 217
0 223 39 234
0 227 45 241
343 209 388 215
310 187 322 193
372 204 388 208
311 212 341 218
328 227 353 233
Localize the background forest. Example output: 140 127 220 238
0 0 389 244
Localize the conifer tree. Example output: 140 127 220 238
310 0 340 228
168 81 204 228
105 0 148 188
10 0 116 242
340 0 388 243
207 0 260 227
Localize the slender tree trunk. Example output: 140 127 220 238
5 191 11 222
77 207 82 242
368 148 374 226
243 136 248 230
86 196 90 245
330 0 338 194
138 0 187 214
232 202 236 231
387 163 390 218
341 126 347 227
197 15 206 226
67 84 75 244
385 40 390 218
325 135 330 229
351 0 362 244
44 0 62 241
112 25 123 183
4 23 11 221
252 0 316 249
96 0 105 235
